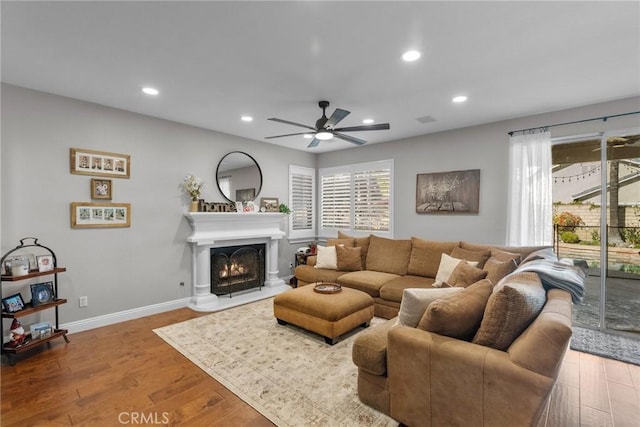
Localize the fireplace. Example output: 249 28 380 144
210 244 265 296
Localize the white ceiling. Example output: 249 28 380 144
2 1 639 153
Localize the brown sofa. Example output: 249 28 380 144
351 288 572 426
294 232 548 318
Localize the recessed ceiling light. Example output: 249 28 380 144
241 116 253 122
452 95 468 103
141 87 159 96
363 118 375 124
402 50 421 62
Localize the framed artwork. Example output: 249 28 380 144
91 178 112 200
416 169 480 214
70 148 130 179
235 202 244 213
260 197 279 212
36 255 54 272
30 282 55 306
2 293 25 313
235 188 255 202
70 202 131 228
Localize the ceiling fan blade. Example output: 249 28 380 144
307 138 321 148
334 132 367 145
333 123 390 132
268 117 316 131
325 108 350 128
265 132 311 139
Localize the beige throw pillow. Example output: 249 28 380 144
483 257 518 285
327 238 355 247
397 287 464 328
446 262 488 287
336 245 362 271
314 245 338 270
434 253 478 287
450 246 492 268
472 272 546 351
418 279 493 341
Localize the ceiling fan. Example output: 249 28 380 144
265 101 390 148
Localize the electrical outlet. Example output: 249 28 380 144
79 296 88 308
289 263 294 269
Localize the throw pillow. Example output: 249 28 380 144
418 279 493 341
365 235 412 275
314 245 338 270
327 238 355 247
450 246 492 268
472 272 546 351
338 231 371 265
336 245 363 271
446 262 488 287
433 253 478 287
407 237 459 278
397 287 464 328
483 257 518 285
491 248 522 265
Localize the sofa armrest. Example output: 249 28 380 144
306 255 317 267
387 326 557 427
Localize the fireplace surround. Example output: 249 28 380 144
185 212 289 311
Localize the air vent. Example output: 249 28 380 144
416 115 437 124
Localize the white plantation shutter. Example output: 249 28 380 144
289 165 315 240
320 160 393 237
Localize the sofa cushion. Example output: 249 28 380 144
473 272 546 351
336 245 363 272
434 253 478 287
418 279 493 341
379 275 436 303
337 270 400 298
366 235 412 275
327 238 355 247
338 231 371 266
397 287 464 327
446 262 488 288
490 248 522 264
407 237 459 278
294 265 345 285
314 245 338 269
450 246 492 268
352 318 397 376
483 257 518 285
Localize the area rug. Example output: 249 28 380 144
570 326 640 366
153 298 396 427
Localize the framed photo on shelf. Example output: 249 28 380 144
235 201 243 213
36 255 54 272
2 293 25 313
3 254 36 274
91 178 112 200
70 148 130 179
30 282 55 306
260 197 279 212
70 202 131 228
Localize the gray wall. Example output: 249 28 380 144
318 96 640 244
1 84 315 325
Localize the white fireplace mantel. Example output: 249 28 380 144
184 212 289 312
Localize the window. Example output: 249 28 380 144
319 160 393 237
288 165 315 240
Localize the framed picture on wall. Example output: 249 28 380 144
416 169 480 214
70 202 131 228
91 178 112 200
70 148 130 179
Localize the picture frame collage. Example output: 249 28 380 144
70 148 131 228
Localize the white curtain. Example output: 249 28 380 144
506 130 553 246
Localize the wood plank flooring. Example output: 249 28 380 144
1 307 639 426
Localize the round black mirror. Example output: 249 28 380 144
216 151 263 203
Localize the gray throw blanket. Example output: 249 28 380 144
515 258 586 303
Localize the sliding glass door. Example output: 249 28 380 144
552 128 640 336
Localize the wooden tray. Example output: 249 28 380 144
313 283 342 294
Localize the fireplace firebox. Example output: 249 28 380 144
210 244 265 296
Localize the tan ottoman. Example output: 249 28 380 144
273 284 375 345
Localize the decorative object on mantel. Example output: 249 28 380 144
260 197 279 212
198 200 237 213
70 148 130 179
278 203 291 214
416 169 480 214
183 175 203 212
70 202 131 228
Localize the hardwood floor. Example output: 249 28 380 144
1 308 638 426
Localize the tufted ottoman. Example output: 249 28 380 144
273 284 374 345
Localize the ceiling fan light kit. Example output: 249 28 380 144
266 100 390 148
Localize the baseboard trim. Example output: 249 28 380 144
61 297 192 334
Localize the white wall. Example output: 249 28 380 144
318 96 640 244
1 84 315 326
